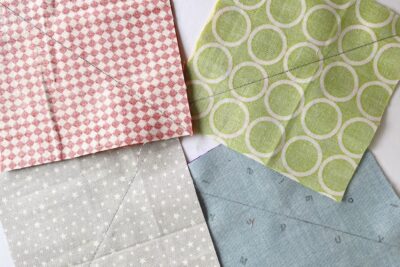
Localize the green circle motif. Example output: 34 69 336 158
248 120 283 155
215 10 248 44
323 65 356 99
304 102 340 136
306 8 339 42
212 102 247 135
360 85 390 118
268 83 302 117
321 158 354 192
285 140 319 174
197 47 230 80
232 65 265 99
342 29 375 62
250 29 284 62
269 0 303 25
287 46 321 79
358 0 392 24
376 46 400 82
342 121 375 155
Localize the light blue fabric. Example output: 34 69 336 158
189 146 400 267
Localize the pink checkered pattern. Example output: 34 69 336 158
0 0 192 172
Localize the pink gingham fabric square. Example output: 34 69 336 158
0 0 192 172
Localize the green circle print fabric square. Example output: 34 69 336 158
186 0 400 201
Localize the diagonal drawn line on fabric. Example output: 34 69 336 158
189 34 399 104
201 191 400 249
0 3 188 133
74 222 210 266
86 143 146 267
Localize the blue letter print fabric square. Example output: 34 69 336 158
189 146 400 267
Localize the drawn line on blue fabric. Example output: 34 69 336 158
188 34 399 104
87 143 145 266
1 3 189 134
202 192 400 249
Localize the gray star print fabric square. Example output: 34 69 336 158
0 139 219 267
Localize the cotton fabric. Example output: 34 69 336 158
189 145 400 267
186 0 400 201
0 0 192 172
0 139 219 267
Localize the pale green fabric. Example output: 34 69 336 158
186 0 400 201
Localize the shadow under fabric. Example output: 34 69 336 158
189 145 400 267
0 139 219 267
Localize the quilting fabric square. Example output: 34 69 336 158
189 145 400 267
0 139 219 267
186 0 400 201
0 0 192 172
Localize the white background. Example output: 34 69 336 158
1 1 399 266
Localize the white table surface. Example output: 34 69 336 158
1 1 399 266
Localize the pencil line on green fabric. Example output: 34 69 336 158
189 34 399 104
